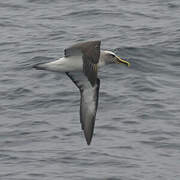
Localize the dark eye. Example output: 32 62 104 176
110 54 115 58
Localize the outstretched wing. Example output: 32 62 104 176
66 72 100 145
64 40 101 63
65 41 101 145
64 40 101 86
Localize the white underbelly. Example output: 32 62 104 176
43 56 83 72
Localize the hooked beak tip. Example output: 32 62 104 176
116 57 130 67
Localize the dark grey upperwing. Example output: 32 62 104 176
66 72 100 145
64 41 101 63
64 41 101 86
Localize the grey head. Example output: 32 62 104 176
99 50 130 67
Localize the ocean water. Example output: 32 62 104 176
0 0 180 179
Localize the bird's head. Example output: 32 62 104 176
100 50 130 67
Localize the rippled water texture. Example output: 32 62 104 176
0 0 180 179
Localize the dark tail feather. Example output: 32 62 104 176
33 63 46 70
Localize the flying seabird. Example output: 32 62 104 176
33 40 130 145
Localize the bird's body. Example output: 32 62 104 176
33 40 129 145
39 56 83 72
34 50 116 72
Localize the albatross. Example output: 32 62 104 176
33 40 130 145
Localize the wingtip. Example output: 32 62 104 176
87 142 91 146
85 137 92 146
84 129 93 146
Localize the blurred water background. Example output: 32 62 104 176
0 0 180 179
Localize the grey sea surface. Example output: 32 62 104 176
0 0 180 179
